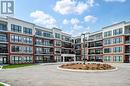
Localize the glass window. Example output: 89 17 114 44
113 37 122 44
113 56 122 62
113 28 123 36
23 46 33 53
36 39 42 45
36 29 42 36
11 45 22 52
113 46 122 53
0 33 7 42
23 36 33 44
104 56 111 62
104 31 112 37
104 48 111 53
11 24 22 33
104 38 112 45
43 32 53 38
23 27 32 35
0 23 7 31
55 33 60 39
11 34 22 43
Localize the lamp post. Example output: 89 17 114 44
81 33 86 64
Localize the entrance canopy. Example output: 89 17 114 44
61 54 76 62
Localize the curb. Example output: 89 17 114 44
57 66 118 73
0 82 10 86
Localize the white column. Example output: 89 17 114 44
63 56 65 62
74 55 76 62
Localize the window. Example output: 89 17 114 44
113 37 122 44
104 56 111 62
23 27 32 35
0 33 7 42
0 23 7 31
104 39 112 45
36 29 42 36
23 46 33 53
104 48 111 53
113 56 122 62
36 47 42 54
104 31 112 37
55 40 61 46
11 34 22 43
113 28 123 35
11 56 33 63
44 40 52 46
113 46 122 53
23 56 33 62
43 48 50 54
36 39 42 45
43 32 53 38
23 36 33 44
0 44 8 53
11 45 22 52
11 24 22 33
55 33 60 39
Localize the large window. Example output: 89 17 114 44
55 40 61 46
0 33 7 42
11 24 22 33
43 32 53 38
36 39 42 45
55 33 60 39
113 46 122 53
104 31 112 37
113 56 122 62
11 56 33 63
36 47 42 54
0 44 8 53
113 37 122 44
36 29 42 36
43 48 50 54
23 27 32 35
104 38 112 45
11 34 22 43
113 28 123 36
23 46 33 53
104 48 111 53
0 23 7 31
23 36 33 44
11 45 22 52
104 56 111 62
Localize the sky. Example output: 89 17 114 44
13 0 130 36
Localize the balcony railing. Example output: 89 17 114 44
125 41 130 44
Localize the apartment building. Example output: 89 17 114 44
78 21 130 63
0 17 75 64
0 16 130 64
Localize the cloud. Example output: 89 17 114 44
84 15 97 23
68 26 91 36
63 19 69 25
104 0 126 2
62 18 80 25
30 10 57 28
53 0 95 15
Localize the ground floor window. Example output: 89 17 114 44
113 56 122 62
11 56 33 64
103 56 111 62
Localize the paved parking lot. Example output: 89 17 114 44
0 63 130 86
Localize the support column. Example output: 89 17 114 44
74 56 76 62
63 56 65 62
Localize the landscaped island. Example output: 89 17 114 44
59 63 115 70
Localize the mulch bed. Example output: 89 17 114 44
59 63 115 70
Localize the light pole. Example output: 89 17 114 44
81 33 86 64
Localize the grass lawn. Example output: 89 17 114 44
2 64 34 69
0 83 4 86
